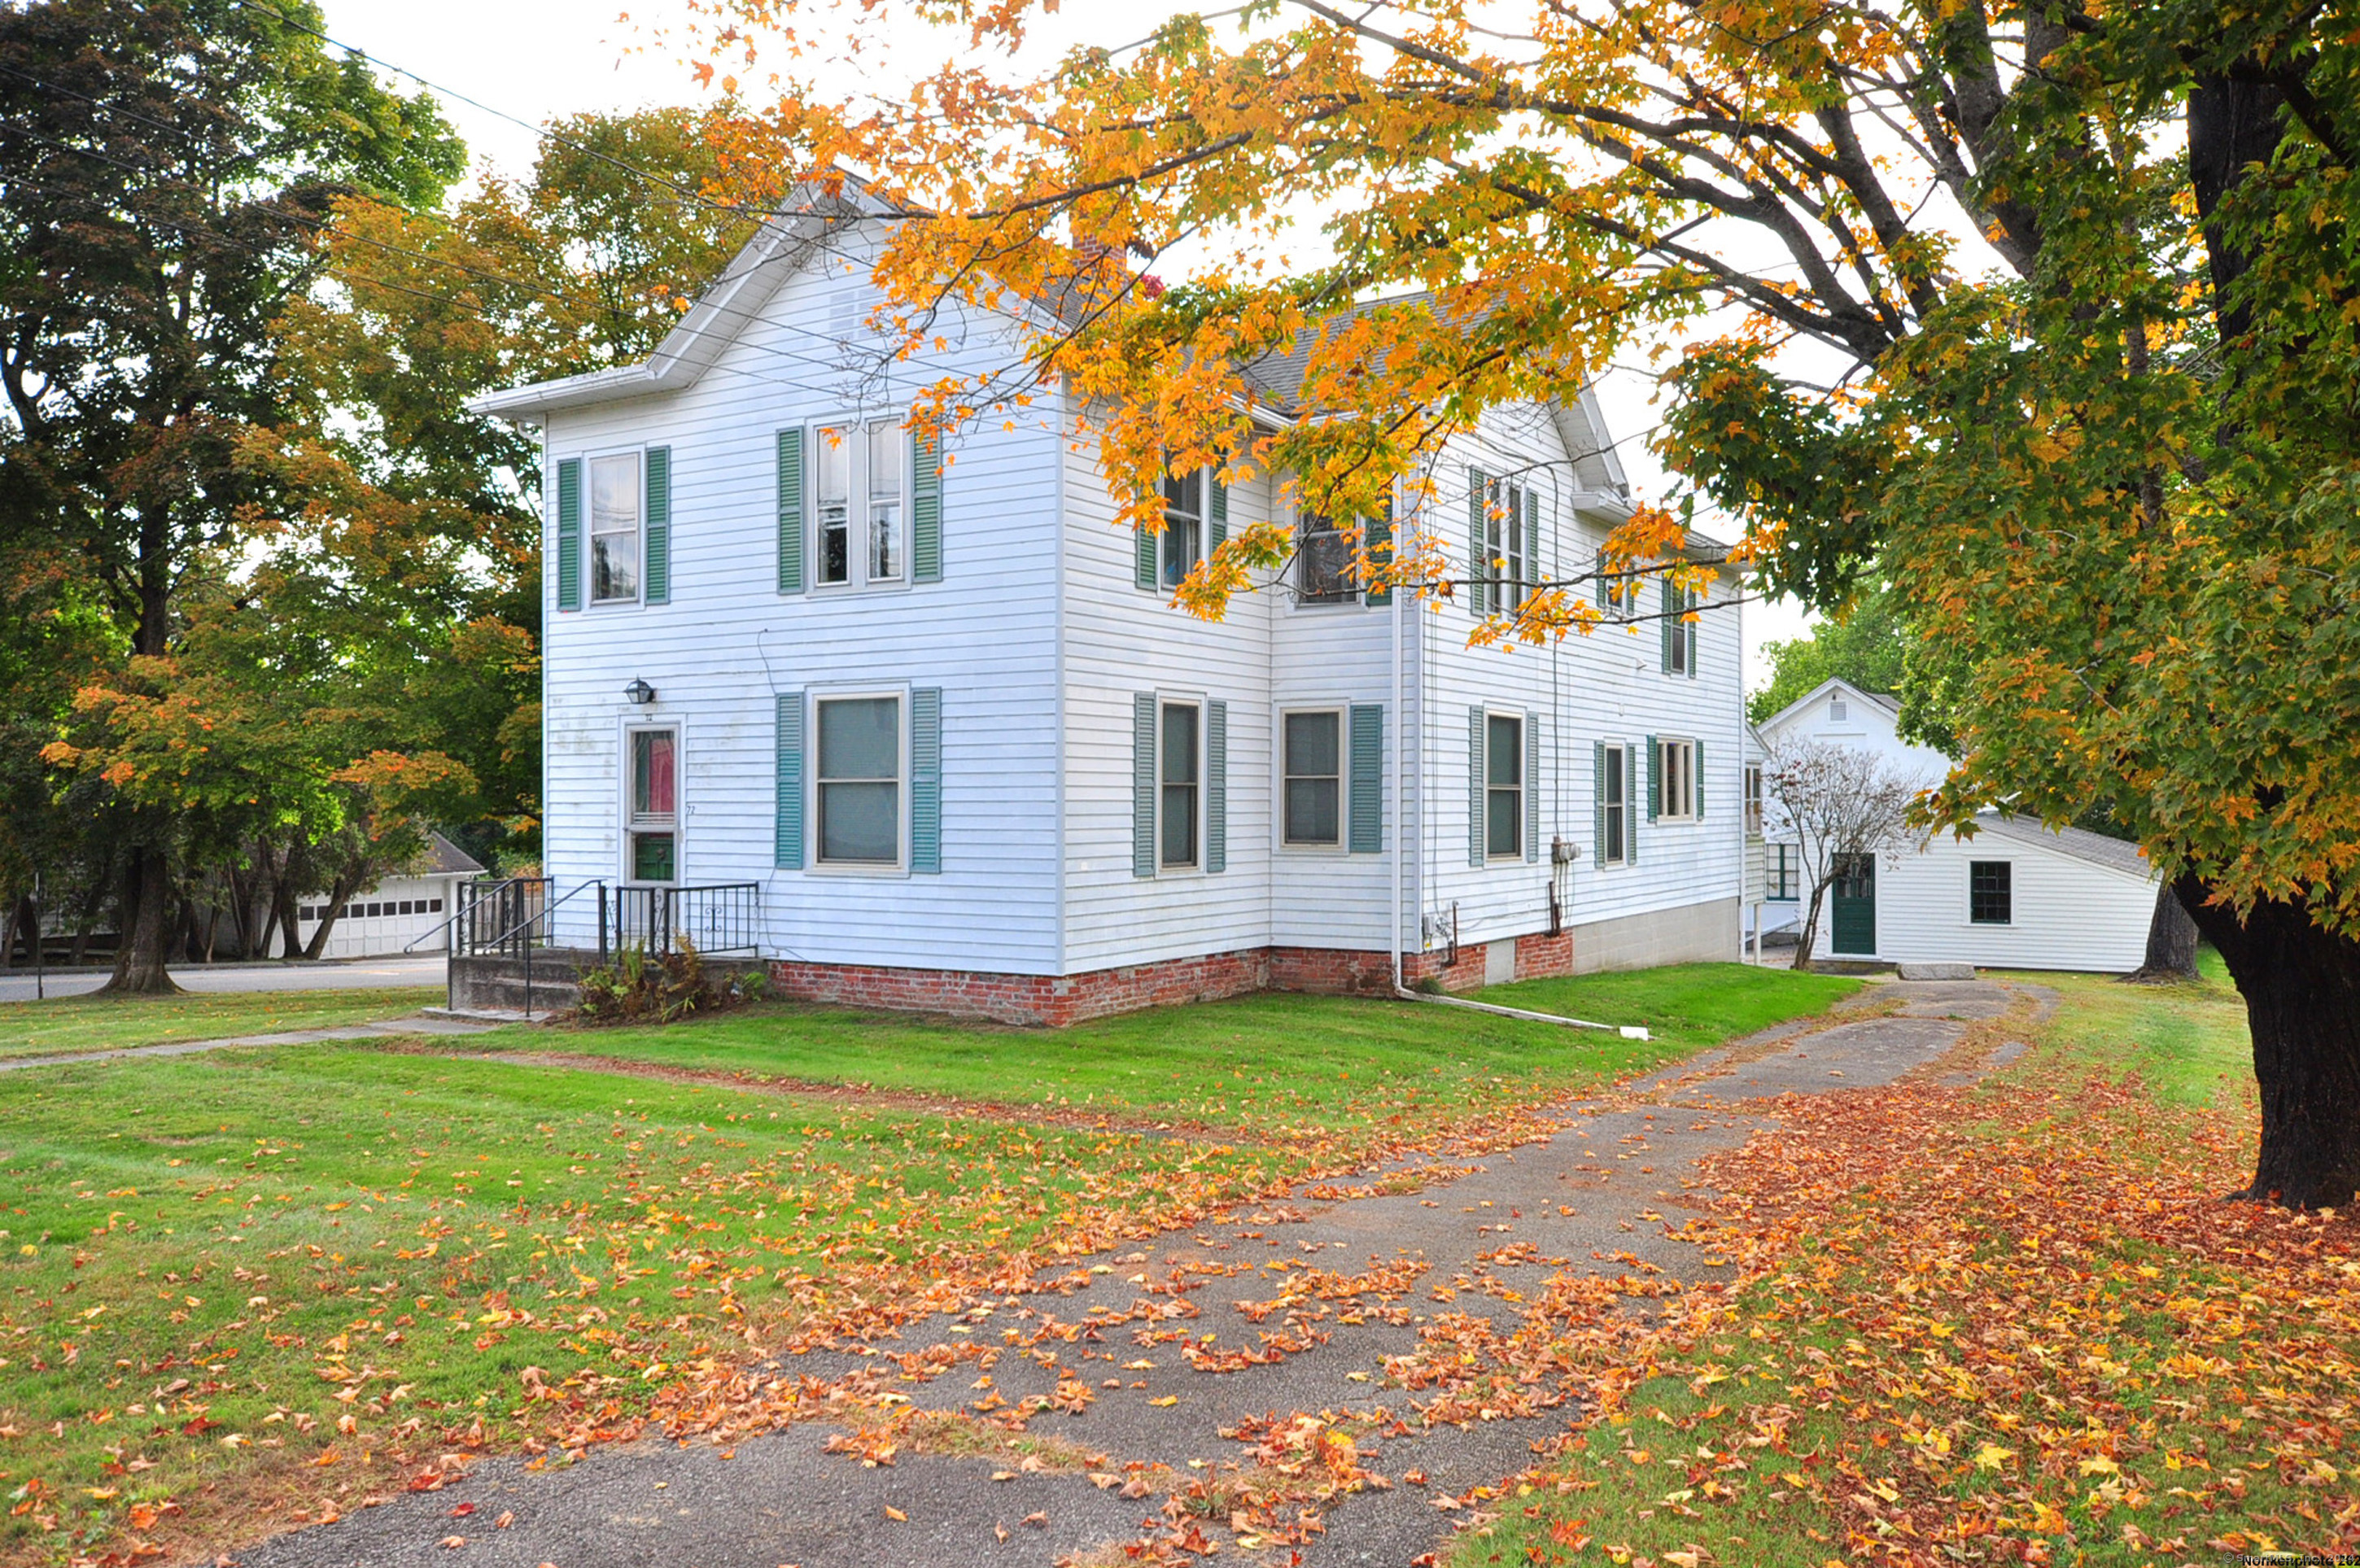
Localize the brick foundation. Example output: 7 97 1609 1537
1514 929 1576 981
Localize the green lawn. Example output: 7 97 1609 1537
0 985 441 1059
454 963 1862 1153
0 962 1864 1562
1991 947 2253 1107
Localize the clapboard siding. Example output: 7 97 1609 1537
538 238 1063 972
1877 832 2156 972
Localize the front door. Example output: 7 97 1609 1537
1830 854 1877 955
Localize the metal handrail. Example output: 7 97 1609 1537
402 876 502 956
473 878 599 955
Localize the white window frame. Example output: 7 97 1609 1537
808 419 912 595
622 721 682 884
1665 582 1694 675
1484 708 1524 862
1601 741 1630 867
1278 705 1346 851
809 688 911 875
1158 468 1208 593
587 447 645 607
1744 763 1763 836
1484 476 1531 613
1156 695 1204 873
1657 736 1698 823
1291 506 1359 607
1968 858 2014 926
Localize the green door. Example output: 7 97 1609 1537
1830 854 1877 955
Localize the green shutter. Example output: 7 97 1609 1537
1624 746 1640 866
1348 704 1384 854
1685 591 1700 678
910 687 942 872
643 445 671 605
1467 705 1486 867
1593 740 1607 865
1694 736 1706 817
555 457 582 612
1524 710 1541 863
1595 544 1609 608
1206 699 1227 874
911 429 942 583
775 692 805 869
1132 694 1156 876
1135 517 1157 592
1208 472 1227 552
1660 580 1676 670
776 429 806 595
1467 468 1488 617
1645 733 1660 822
1365 496 1393 606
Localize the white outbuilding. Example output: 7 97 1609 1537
1749 678 2160 972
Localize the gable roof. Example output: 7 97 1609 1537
422 831 487 876
1971 814 2155 881
1755 675 1903 735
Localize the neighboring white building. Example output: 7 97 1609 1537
466 185 1748 1023
1750 677 2158 972
293 832 486 959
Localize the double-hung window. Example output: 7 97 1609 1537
1160 700 1201 868
815 421 907 590
1664 583 1695 675
590 452 641 603
815 695 904 867
1294 513 1356 604
627 727 679 880
1160 470 1204 591
1657 737 1698 822
1744 763 1764 836
1485 712 1523 858
1969 860 2013 924
1283 710 1342 846
1484 477 1531 613
1601 741 1629 866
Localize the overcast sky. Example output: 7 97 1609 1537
317 0 1816 689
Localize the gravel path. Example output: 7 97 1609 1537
221 979 2028 1568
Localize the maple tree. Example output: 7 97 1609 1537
679 0 2360 1203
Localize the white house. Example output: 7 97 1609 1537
1750 677 2159 972
466 186 1748 1024
292 832 485 959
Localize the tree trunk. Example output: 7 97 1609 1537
1790 883 1828 970
302 870 372 960
101 845 181 994
2179 874 2360 1208
2123 885 2200 982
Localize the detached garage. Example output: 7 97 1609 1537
294 832 486 959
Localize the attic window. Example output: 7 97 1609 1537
1830 697 1849 721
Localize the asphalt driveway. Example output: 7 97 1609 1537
0 954 445 1003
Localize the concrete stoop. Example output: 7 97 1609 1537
447 950 601 1015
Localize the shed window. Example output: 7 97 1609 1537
1486 713 1523 858
1969 860 2013 924
589 452 640 602
1283 710 1342 845
815 696 902 866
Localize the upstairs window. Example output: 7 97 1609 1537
590 452 641 603
813 421 909 590
1969 860 2013 924
1283 710 1342 845
1483 477 1532 613
627 727 678 881
1663 582 1697 675
1160 470 1204 592
1294 513 1356 604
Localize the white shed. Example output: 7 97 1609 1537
1752 677 2158 972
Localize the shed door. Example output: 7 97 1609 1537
1830 854 1877 955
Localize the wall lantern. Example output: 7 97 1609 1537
623 677 657 705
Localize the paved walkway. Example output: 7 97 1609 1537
0 1014 499 1073
224 979 2030 1568
0 954 446 1004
